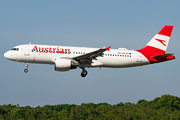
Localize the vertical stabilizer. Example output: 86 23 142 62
145 25 173 52
139 26 173 54
137 26 174 63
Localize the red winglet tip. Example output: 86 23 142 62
106 46 111 51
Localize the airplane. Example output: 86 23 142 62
4 25 175 77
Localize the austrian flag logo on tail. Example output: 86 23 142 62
154 38 166 46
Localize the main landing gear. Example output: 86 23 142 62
80 63 88 77
24 63 29 73
81 69 88 77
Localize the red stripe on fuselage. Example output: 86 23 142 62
137 46 166 63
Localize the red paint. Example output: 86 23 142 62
32 46 70 54
106 46 111 51
60 48 64 54
137 46 175 63
49 47 52 53
53 48 56 53
45 48 48 53
154 38 166 46
158 26 173 37
65 49 70 54
32 46 38 52
152 54 175 63
137 26 174 63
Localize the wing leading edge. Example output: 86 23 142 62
72 46 111 63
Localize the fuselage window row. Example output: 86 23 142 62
31 50 131 57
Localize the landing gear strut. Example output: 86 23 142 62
80 63 88 77
24 63 29 73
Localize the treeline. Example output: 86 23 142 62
1 94 180 120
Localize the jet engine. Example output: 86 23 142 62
55 59 78 71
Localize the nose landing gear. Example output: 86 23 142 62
24 63 29 73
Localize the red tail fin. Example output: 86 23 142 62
137 26 174 63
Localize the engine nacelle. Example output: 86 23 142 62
55 59 78 71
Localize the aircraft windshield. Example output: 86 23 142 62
11 48 19 51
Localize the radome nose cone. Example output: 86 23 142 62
4 52 10 59
4 52 8 58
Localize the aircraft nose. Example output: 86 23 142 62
4 51 10 59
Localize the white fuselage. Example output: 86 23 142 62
4 44 150 68
4 26 175 77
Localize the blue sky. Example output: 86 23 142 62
1 0 180 107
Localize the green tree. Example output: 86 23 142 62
157 94 180 111
14 109 27 118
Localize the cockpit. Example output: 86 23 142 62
11 48 19 51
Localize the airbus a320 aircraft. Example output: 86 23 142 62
4 26 175 77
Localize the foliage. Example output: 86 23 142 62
0 94 180 120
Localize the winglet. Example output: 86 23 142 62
106 46 111 51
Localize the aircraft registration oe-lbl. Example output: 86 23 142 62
4 26 175 77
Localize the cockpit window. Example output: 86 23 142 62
11 48 19 51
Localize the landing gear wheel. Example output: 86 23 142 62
24 69 28 73
24 63 29 73
81 70 88 77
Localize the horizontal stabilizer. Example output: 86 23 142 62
152 53 173 59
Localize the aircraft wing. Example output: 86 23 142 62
72 46 111 63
